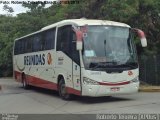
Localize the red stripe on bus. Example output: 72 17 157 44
67 87 81 96
14 71 22 82
14 71 81 96
26 74 58 90
98 81 130 86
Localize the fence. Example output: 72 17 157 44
139 55 160 85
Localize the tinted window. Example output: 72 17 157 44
71 31 80 65
23 38 27 53
21 39 26 54
33 34 42 52
14 28 55 55
14 41 19 55
42 29 55 50
57 25 72 55
57 25 80 65
26 37 32 53
18 40 22 54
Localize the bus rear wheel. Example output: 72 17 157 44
22 74 29 89
58 79 72 100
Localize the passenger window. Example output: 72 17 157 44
71 30 80 65
57 25 80 65
14 41 19 55
57 25 72 55
26 37 32 53
42 29 55 50
33 34 42 52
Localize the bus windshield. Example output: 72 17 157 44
82 25 138 71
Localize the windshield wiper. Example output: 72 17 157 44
88 61 138 72
89 61 118 69
117 62 138 69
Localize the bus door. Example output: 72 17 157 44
57 25 81 92
71 31 81 92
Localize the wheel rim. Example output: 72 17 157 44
60 83 67 97
22 76 26 88
23 80 25 87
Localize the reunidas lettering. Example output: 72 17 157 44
24 54 45 65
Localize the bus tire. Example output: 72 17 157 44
58 79 72 100
22 74 29 89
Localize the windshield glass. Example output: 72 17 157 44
82 25 138 71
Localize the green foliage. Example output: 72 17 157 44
0 0 160 77
100 0 139 22
3 4 14 13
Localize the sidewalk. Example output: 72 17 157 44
0 78 15 93
139 85 160 92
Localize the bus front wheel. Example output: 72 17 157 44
58 79 72 100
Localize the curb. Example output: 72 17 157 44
139 86 160 92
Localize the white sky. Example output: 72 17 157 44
0 0 57 16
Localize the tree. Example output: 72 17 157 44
22 2 46 14
0 0 160 77
3 5 14 14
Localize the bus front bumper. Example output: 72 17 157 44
81 82 139 97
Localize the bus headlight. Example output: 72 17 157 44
83 77 99 85
130 77 139 83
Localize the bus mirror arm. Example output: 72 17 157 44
72 28 83 50
132 28 147 47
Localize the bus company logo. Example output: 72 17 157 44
47 53 52 65
128 71 133 76
24 54 45 65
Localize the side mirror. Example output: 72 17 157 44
133 28 147 47
73 28 83 50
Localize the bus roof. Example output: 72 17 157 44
41 19 130 30
15 19 130 41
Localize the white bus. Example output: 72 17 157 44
13 19 147 100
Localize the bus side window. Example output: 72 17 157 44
41 33 45 50
24 38 28 53
21 39 25 54
71 30 80 65
18 39 25 54
14 41 19 55
57 25 71 55
44 29 55 50
15 39 25 55
26 37 32 53
57 25 80 65
33 34 42 52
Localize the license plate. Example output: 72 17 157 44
110 87 120 92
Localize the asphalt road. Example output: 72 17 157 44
0 78 160 114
